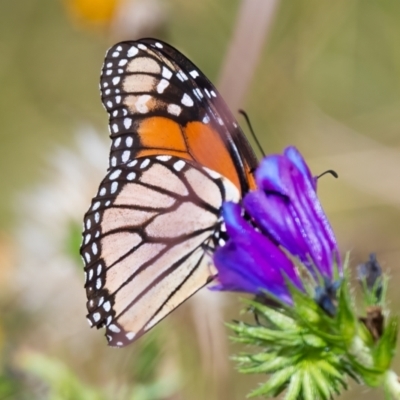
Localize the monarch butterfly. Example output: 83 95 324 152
80 38 258 347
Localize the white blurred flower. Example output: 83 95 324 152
110 0 167 40
14 127 108 351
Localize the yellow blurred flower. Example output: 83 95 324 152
65 0 119 27
64 0 167 39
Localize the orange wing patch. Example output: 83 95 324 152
138 117 186 152
136 117 246 192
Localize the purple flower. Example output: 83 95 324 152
213 146 341 304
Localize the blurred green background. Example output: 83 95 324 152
1 0 400 399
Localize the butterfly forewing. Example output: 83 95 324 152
100 39 257 194
81 156 239 346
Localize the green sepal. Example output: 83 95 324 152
248 366 297 398
373 317 398 371
336 272 357 345
284 371 302 400
357 317 376 347
235 354 301 374
243 299 299 331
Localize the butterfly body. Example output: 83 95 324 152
81 39 258 346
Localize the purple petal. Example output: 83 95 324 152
246 148 340 277
284 146 316 190
212 202 303 303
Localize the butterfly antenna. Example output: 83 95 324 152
238 110 265 158
317 169 339 180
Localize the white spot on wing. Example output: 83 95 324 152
202 115 210 124
109 170 122 180
124 118 132 129
126 332 136 340
109 324 121 333
177 70 188 81
122 150 130 163
167 104 181 116
155 42 163 48
119 59 127 66
157 79 169 93
127 46 138 57
190 70 199 78
162 66 172 80
103 301 111 312
111 181 118 193
112 77 120 85
173 160 185 171
193 88 203 99
93 312 101 322
127 160 138 167
140 159 150 169
156 155 171 161
135 95 151 113
126 136 133 147
181 93 194 107
127 172 136 181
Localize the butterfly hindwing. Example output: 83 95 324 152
100 39 257 194
81 156 240 346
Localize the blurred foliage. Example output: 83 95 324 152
65 221 85 268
